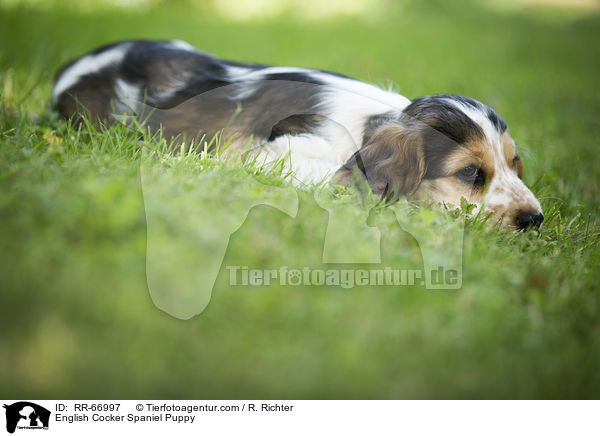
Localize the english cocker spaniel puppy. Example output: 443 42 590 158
53 39 543 229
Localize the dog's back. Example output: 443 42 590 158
54 40 335 144
53 40 410 147
54 40 245 125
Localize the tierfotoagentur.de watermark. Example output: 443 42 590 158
226 266 459 288
141 81 466 318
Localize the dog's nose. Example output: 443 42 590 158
515 210 544 230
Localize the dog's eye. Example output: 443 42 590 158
458 165 479 179
456 165 485 186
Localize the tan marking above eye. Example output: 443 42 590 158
443 138 493 178
513 155 523 179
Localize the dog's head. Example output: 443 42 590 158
336 94 543 229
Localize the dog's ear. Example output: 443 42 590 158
334 122 425 200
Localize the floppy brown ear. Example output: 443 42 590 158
334 123 425 200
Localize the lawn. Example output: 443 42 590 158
1 0 599 398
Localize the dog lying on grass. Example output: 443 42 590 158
53 39 543 230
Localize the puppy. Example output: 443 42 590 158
53 39 543 229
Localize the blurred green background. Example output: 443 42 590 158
1 0 599 398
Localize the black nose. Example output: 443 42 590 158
516 211 544 230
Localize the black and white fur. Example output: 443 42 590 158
53 39 543 229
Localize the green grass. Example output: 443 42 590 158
1 0 600 398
